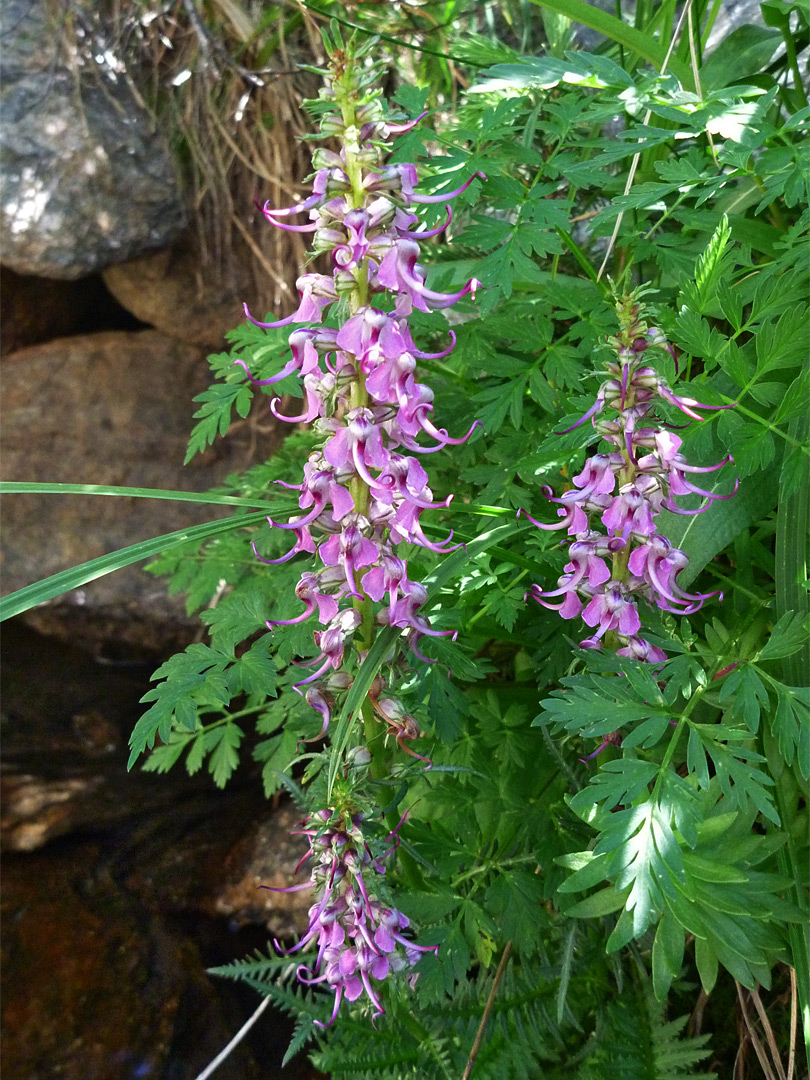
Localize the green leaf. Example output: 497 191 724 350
185 382 255 464
201 587 275 654
680 216 732 315
556 851 611 892
775 411 810 686
718 665 769 732
591 785 703 942
770 682 810 777
398 891 463 923
673 309 718 360
651 909 685 1000
208 723 243 788
717 280 745 333
537 679 673 738
758 611 810 661
128 643 230 766
523 3 694 88
566 885 630 919
700 25 783 90
569 759 659 815
141 738 188 775
694 935 719 993
232 638 278 695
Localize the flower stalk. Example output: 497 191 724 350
264 809 437 1027
244 31 480 1022
243 37 481 754
521 289 737 752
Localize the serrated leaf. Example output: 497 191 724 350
557 851 611 893
681 215 732 315
652 909 685 1000
770 683 810 777
233 638 278 695
208 723 243 788
569 759 659 815
487 589 523 631
566 885 630 919
536 679 673 738
717 280 744 333
141 739 188 774
186 730 207 775
758 611 810 661
596 801 676 938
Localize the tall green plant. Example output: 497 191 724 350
2 3 807 1075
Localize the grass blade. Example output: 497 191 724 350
0 481 277 509
0 511 271 621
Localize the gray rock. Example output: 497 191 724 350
0 0 186 279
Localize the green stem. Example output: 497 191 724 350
718 396 809 453
702 565 767 605
556 228 610 294
782 22 810 111
453 854 539 889
651 600 769 801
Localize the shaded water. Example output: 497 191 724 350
1 623 321 1080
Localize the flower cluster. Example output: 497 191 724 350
522 294 737 663
266 809 437 1026
243 43 481 732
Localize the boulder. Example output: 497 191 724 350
0 329 283 650
0 843 319 1080
0 0 186 279
102 241 252 351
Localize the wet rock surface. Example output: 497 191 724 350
0 0 186 278
0 623 321 1080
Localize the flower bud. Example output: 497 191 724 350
346 745 372 767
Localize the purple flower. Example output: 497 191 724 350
263 811 437 1025
520 298 736 669
239 77 483 738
